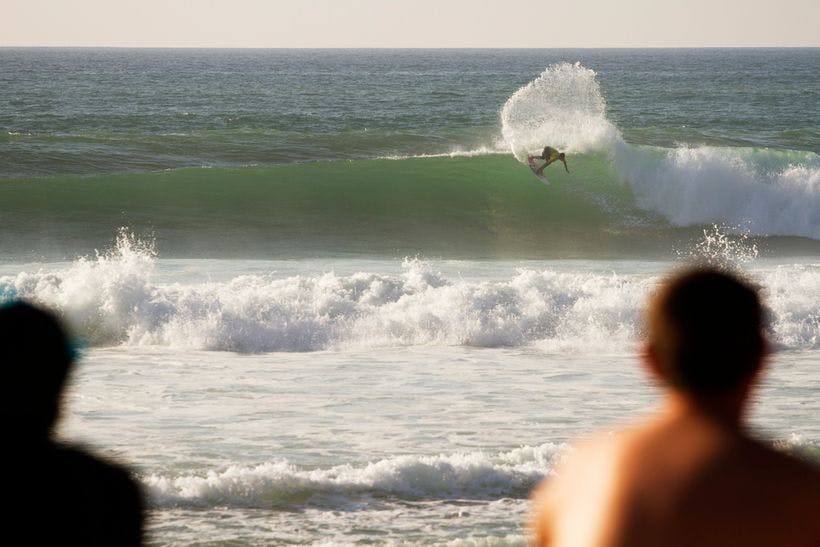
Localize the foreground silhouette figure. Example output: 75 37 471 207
2 301 144 545
531 268 820 547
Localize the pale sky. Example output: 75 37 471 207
3 0 819 48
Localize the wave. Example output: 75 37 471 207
499 63 820 240
145 434 819 510
3 154 818 266
612 142 820 239
0 154 664 261
0 232 816 352
145 443 562 509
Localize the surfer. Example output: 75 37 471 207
528 146 569 174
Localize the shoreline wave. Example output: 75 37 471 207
146 443 563 509
143 435 818 510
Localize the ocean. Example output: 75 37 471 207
1 48 818 545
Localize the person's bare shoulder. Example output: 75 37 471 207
743 437 820 512
530 430 631 546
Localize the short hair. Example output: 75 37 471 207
0 301 74 436
646 268 765 394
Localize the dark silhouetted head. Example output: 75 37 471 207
0 301 74 438
646 268 765 395
558 152 565 160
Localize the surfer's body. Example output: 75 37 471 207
528 146 569 175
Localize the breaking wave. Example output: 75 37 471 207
500 62 820 239
1 232 816 353
146 443 563 508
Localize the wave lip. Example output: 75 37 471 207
145 443 562 509
380 144 508 160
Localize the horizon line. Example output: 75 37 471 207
2 45 818 50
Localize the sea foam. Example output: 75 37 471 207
1 233 816 353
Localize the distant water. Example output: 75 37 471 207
1 49 818 545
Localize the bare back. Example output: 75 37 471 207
532 412 820 547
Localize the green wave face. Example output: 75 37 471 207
5 149 820 261
2 154 690 261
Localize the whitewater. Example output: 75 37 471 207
0 231 817 353
1 48 818 544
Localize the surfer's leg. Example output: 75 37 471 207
536 158 557 175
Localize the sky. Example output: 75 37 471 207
3 0 819 48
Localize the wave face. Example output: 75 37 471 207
2 153 818 263
0 154 664 261
1 233 816 352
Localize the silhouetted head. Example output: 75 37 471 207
0 301 74 439
558 152 565 160
646 268 765 395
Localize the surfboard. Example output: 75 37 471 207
527 158 550 186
